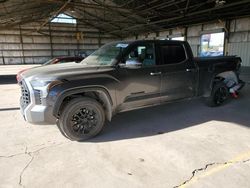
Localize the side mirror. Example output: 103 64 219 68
119 60 142 69
126 63 142 69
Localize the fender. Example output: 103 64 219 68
202 72 226 97
52 86 113 121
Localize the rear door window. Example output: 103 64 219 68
160 44 186 65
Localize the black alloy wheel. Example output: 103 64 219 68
70 107 98 135
57 97 105 141
206 81 229 107
213 86 228 105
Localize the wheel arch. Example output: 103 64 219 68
53 86 113 121
202 72 226 97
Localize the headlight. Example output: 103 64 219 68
30 79 62 98
30 80 51 88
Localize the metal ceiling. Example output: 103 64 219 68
0 0 250 38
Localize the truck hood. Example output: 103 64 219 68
21 62 114 81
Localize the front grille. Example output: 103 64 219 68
34 89 42 104
20 81 30 109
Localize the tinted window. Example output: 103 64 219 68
160 44 186 64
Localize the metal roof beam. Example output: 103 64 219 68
109 0 250 34
36 0 71 32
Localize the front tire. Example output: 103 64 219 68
57 97 105 141
206 81 229 107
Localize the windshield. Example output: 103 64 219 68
81 42 129 66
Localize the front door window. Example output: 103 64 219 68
125 44 156 67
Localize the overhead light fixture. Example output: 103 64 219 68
69 7 75 13
215 0 226 6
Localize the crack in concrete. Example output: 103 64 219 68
0 142 66 159
18 142 67 187
0 152 25 158
173 158 250 188
0 142 67 187
19 147 33 188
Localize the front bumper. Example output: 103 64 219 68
20 103 56 125
19 79 56 125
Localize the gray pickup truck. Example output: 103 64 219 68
18 40 244 141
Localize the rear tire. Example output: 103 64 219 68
57 97 105 141
206 81 229 107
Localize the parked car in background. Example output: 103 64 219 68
43 56 84 65
16 56 84 82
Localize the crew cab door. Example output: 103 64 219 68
116 42 161 112
157 42 198 102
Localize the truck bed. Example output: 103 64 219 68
194 56 241 72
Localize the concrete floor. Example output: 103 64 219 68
0 68 250 188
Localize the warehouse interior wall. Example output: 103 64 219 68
126 16 250 67
0 16 249 67
0 20 117 65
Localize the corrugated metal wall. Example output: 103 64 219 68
228 43 250 66
1 16 250 66
126 16 250 67
0 21 117 65
228 17 250 67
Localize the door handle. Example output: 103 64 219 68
150 72 161 76
186 68 194 72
